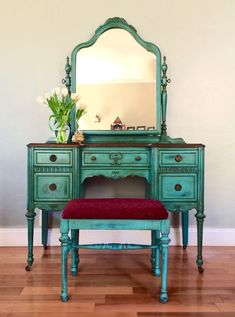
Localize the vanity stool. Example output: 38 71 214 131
60 198 170 303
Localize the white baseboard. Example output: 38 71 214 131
0 226 235 246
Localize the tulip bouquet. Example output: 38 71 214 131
36 87 86 143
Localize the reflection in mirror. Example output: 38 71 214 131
76 29 157 130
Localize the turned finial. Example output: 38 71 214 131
160 56 171 142
62 56 72 95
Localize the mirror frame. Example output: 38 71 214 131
70 17 163 136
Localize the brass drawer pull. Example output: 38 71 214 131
91 156 97 161
135 156 142 161
175 184 182 191
50 154 57 162
175 155 182 162
49 183 57 191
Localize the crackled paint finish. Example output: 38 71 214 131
26 143 205 273
59 218 170 303
26 18 205 277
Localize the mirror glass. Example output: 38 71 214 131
76 29 157 130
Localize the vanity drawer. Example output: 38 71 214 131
82 150 149 166
159 150 198 166
159 174 198 201
34 174 72 201
33 149 73 166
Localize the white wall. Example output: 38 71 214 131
0 0 235 236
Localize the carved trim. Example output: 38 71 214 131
111 171 120 179
158 167 198 173
95 17 137 34
73 243 158 250
81 172 150 183
33 166 72 173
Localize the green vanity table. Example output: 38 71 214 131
26 18 205 272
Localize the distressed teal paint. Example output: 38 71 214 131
26 143 205 273
27 17 205 278
70 17 162 135
25 209 36 271
73 243 160 250
59 218 170 303
60 219 70 302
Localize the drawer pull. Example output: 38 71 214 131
50 154 57 162
175 155 182 162
135 156 142 161
91 156 97 161
49 183 57 191
174 184 182 191
175 155 183 162
109 153 123 165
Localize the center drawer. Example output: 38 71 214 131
82 150 149 167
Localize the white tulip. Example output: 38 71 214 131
61 87 68 96
36 96 45 105
79 103 86 110
71 93 80 102
51 87 60 96
44 92 51 99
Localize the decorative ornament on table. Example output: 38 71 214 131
36 88 87 143
72 130 85 144
71 101 87 144
111 116 125 130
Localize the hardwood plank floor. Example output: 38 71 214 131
0 246 235 316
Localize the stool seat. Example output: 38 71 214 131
62 198 168 220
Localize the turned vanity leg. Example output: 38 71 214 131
71 229 79 276
195 209 206 273
25 209 36 271
151 230 160 276
181 211 189 249
42 210 49 250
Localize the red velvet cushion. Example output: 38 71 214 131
62 198 168 220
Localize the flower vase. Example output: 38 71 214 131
55 125 70 143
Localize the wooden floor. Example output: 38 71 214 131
0 246 235 316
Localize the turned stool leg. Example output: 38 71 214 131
159 221 170 303
60 219 70 302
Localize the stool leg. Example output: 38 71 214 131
60 219 70 302
71 229 79 276
151 230 160 276
159 222 170 303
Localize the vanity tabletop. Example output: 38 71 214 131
27 143 205 148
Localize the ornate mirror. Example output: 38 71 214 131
64 18 170 141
